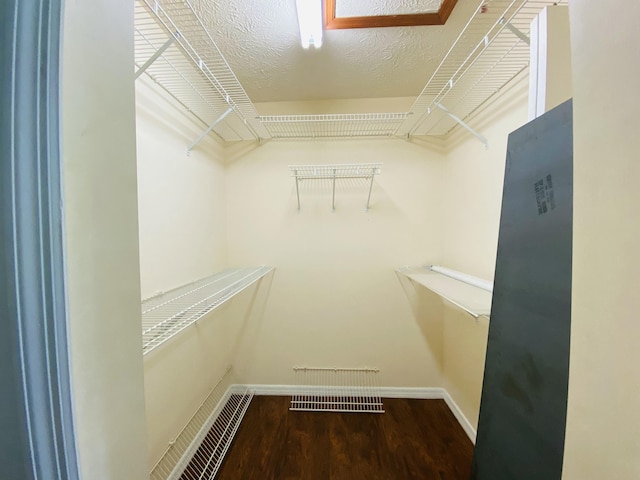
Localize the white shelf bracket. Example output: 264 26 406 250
332 168 337 212
294 169 301 211
436 103 489 148
135 36 175 79
500 17 531 45
365 167 376 212
187 107 232 154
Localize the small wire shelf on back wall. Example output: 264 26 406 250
290 367 385 413
289 163 382 212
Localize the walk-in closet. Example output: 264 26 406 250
53 0 640 479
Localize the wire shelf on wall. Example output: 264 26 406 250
141 266 273 355
150 367 253 480
397 265 493 318
134 0 270 142
289 163 382 211
258 113 409 139
397 0 567 138
290 163 382 179
135 0 565 143
290 367 384 413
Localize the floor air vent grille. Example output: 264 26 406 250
290 367 384 413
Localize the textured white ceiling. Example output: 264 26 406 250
192 0 476 103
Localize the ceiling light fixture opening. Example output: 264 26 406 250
295 0 323 49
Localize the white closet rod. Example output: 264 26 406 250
430 265 493 292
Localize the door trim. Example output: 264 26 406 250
0 1 79 478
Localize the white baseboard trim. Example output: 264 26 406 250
235 384 447 399
442 390 477 444
232 384 476 444
235 384 297 396
379 387 446 399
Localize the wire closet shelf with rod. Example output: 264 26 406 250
134 0 566 142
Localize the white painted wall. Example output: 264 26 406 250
440 80 529 430
226 138 446 387
134 76 239 466
563 1 640 478
443 81 529 280
441 309 488 432
136 79 531 467
61 0 148 478
135 77 227 298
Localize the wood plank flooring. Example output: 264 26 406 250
214 396 473 480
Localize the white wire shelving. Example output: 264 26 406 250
397 0 567 140
135 0 564 142
150 367 253 480
290 367 384 413
134 0 270 143
259 113 409 139
289 163 382 212
141 266 273 355
397 265 493 319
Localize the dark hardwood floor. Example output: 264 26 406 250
213 396 473 480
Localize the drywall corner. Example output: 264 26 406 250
62 0 148 478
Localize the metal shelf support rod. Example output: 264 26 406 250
436 103 488 148
500 17 531 45
366 167 376 212
429 265 494 292
295 170 301 211
332 168 337 212
187 107 232 153
135 36 175 79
